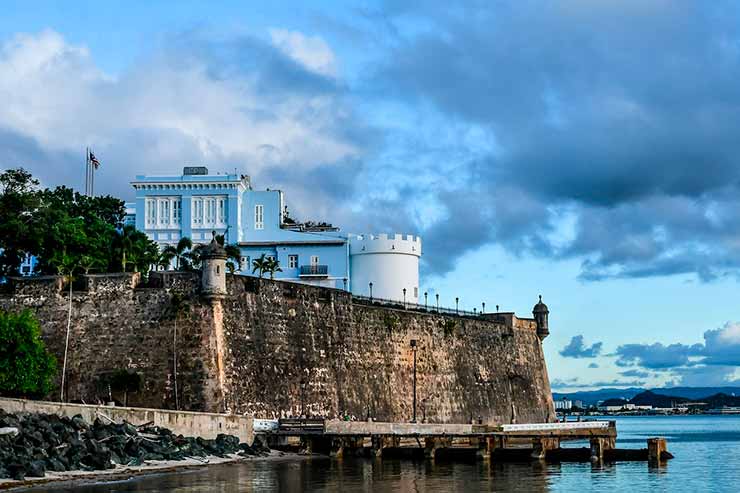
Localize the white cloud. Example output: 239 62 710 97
269 28 337 77
0 30 359 198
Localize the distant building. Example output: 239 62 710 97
555 398 572 410
131 167 422 301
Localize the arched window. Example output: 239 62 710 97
216 265 220 275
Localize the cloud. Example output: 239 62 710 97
620 369 651 378
360 1 740 280
559 335 603 358
550 377 645 390
269 28 338 77
613 321 740 385
0 29 362 213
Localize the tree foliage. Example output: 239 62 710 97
0 309 57 398
0 168 160 276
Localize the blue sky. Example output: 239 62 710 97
3 1 740 391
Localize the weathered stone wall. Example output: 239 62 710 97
0 273 555 425
220 277 555 424
0 273 218 412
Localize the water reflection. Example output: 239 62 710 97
28 416 740 492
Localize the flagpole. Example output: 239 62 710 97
91 150 95 197
84 147 88 195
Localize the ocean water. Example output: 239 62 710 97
34 415 740 492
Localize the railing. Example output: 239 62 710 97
299 265 329 276
277 418 326 434
352 294 488 318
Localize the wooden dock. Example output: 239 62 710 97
261 419 670 463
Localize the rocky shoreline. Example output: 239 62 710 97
0 409 268 483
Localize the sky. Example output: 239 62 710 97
2 1 740 392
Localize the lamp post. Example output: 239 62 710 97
482 302 485 314
496 304 499 313
424 292 428 310
403 288 407 309
436 293 439 312
474 308 477 316
300 378 307 418
410 339 417 423
369 282 373 302
455 297 459 315
343 277 347 291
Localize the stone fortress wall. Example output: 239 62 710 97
0 271 555 425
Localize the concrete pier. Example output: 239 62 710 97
263 418 667 463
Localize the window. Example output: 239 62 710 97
193 198 204 225
146 199 156 226
266 255 276 261
255 204 264 230
206 198 216 224
173 200 181 225
288 255 298 268
310 255 319 266
414 287 418 298
159 199 170 225
218 198 226 224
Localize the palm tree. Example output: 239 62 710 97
157 250 175 271
116 225 137 272
214 234 242 273
162 237 192 270
184 244 204 270
224 244 241 273
265 256 282 280
251 254 268 278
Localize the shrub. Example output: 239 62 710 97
0 309 56 398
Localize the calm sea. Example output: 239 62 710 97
34 415 740 492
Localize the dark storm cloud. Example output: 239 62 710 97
365 1 740 280
559 335 603 359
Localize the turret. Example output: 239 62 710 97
533 295 549 341
200 231 228 298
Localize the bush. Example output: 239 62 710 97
0 309 56 398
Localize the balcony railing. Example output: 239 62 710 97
299 265 329 277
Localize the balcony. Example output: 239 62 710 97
299 265 328 277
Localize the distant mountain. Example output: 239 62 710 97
553 386 740 406
629 390 689 408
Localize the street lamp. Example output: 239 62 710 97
455 297 459 315
410 339 418 423
369 282 373 302
482 302 485 314
436 293 439 312
343 278 347 291
403 288 407 309
424 292 428 310
496 304 499 313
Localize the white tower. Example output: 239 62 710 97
349 233 422 303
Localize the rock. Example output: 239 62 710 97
7 463 26 481
0 427 18 437
26 460 46 477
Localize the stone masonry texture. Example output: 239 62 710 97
0 273 555 425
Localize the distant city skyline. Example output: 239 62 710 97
2 1 740 391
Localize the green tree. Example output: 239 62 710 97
214 234 242 273
265 256 282 280
0 309 57 398
251 254 268 278
162 237 193 270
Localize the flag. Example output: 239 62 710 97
89 151 101 169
